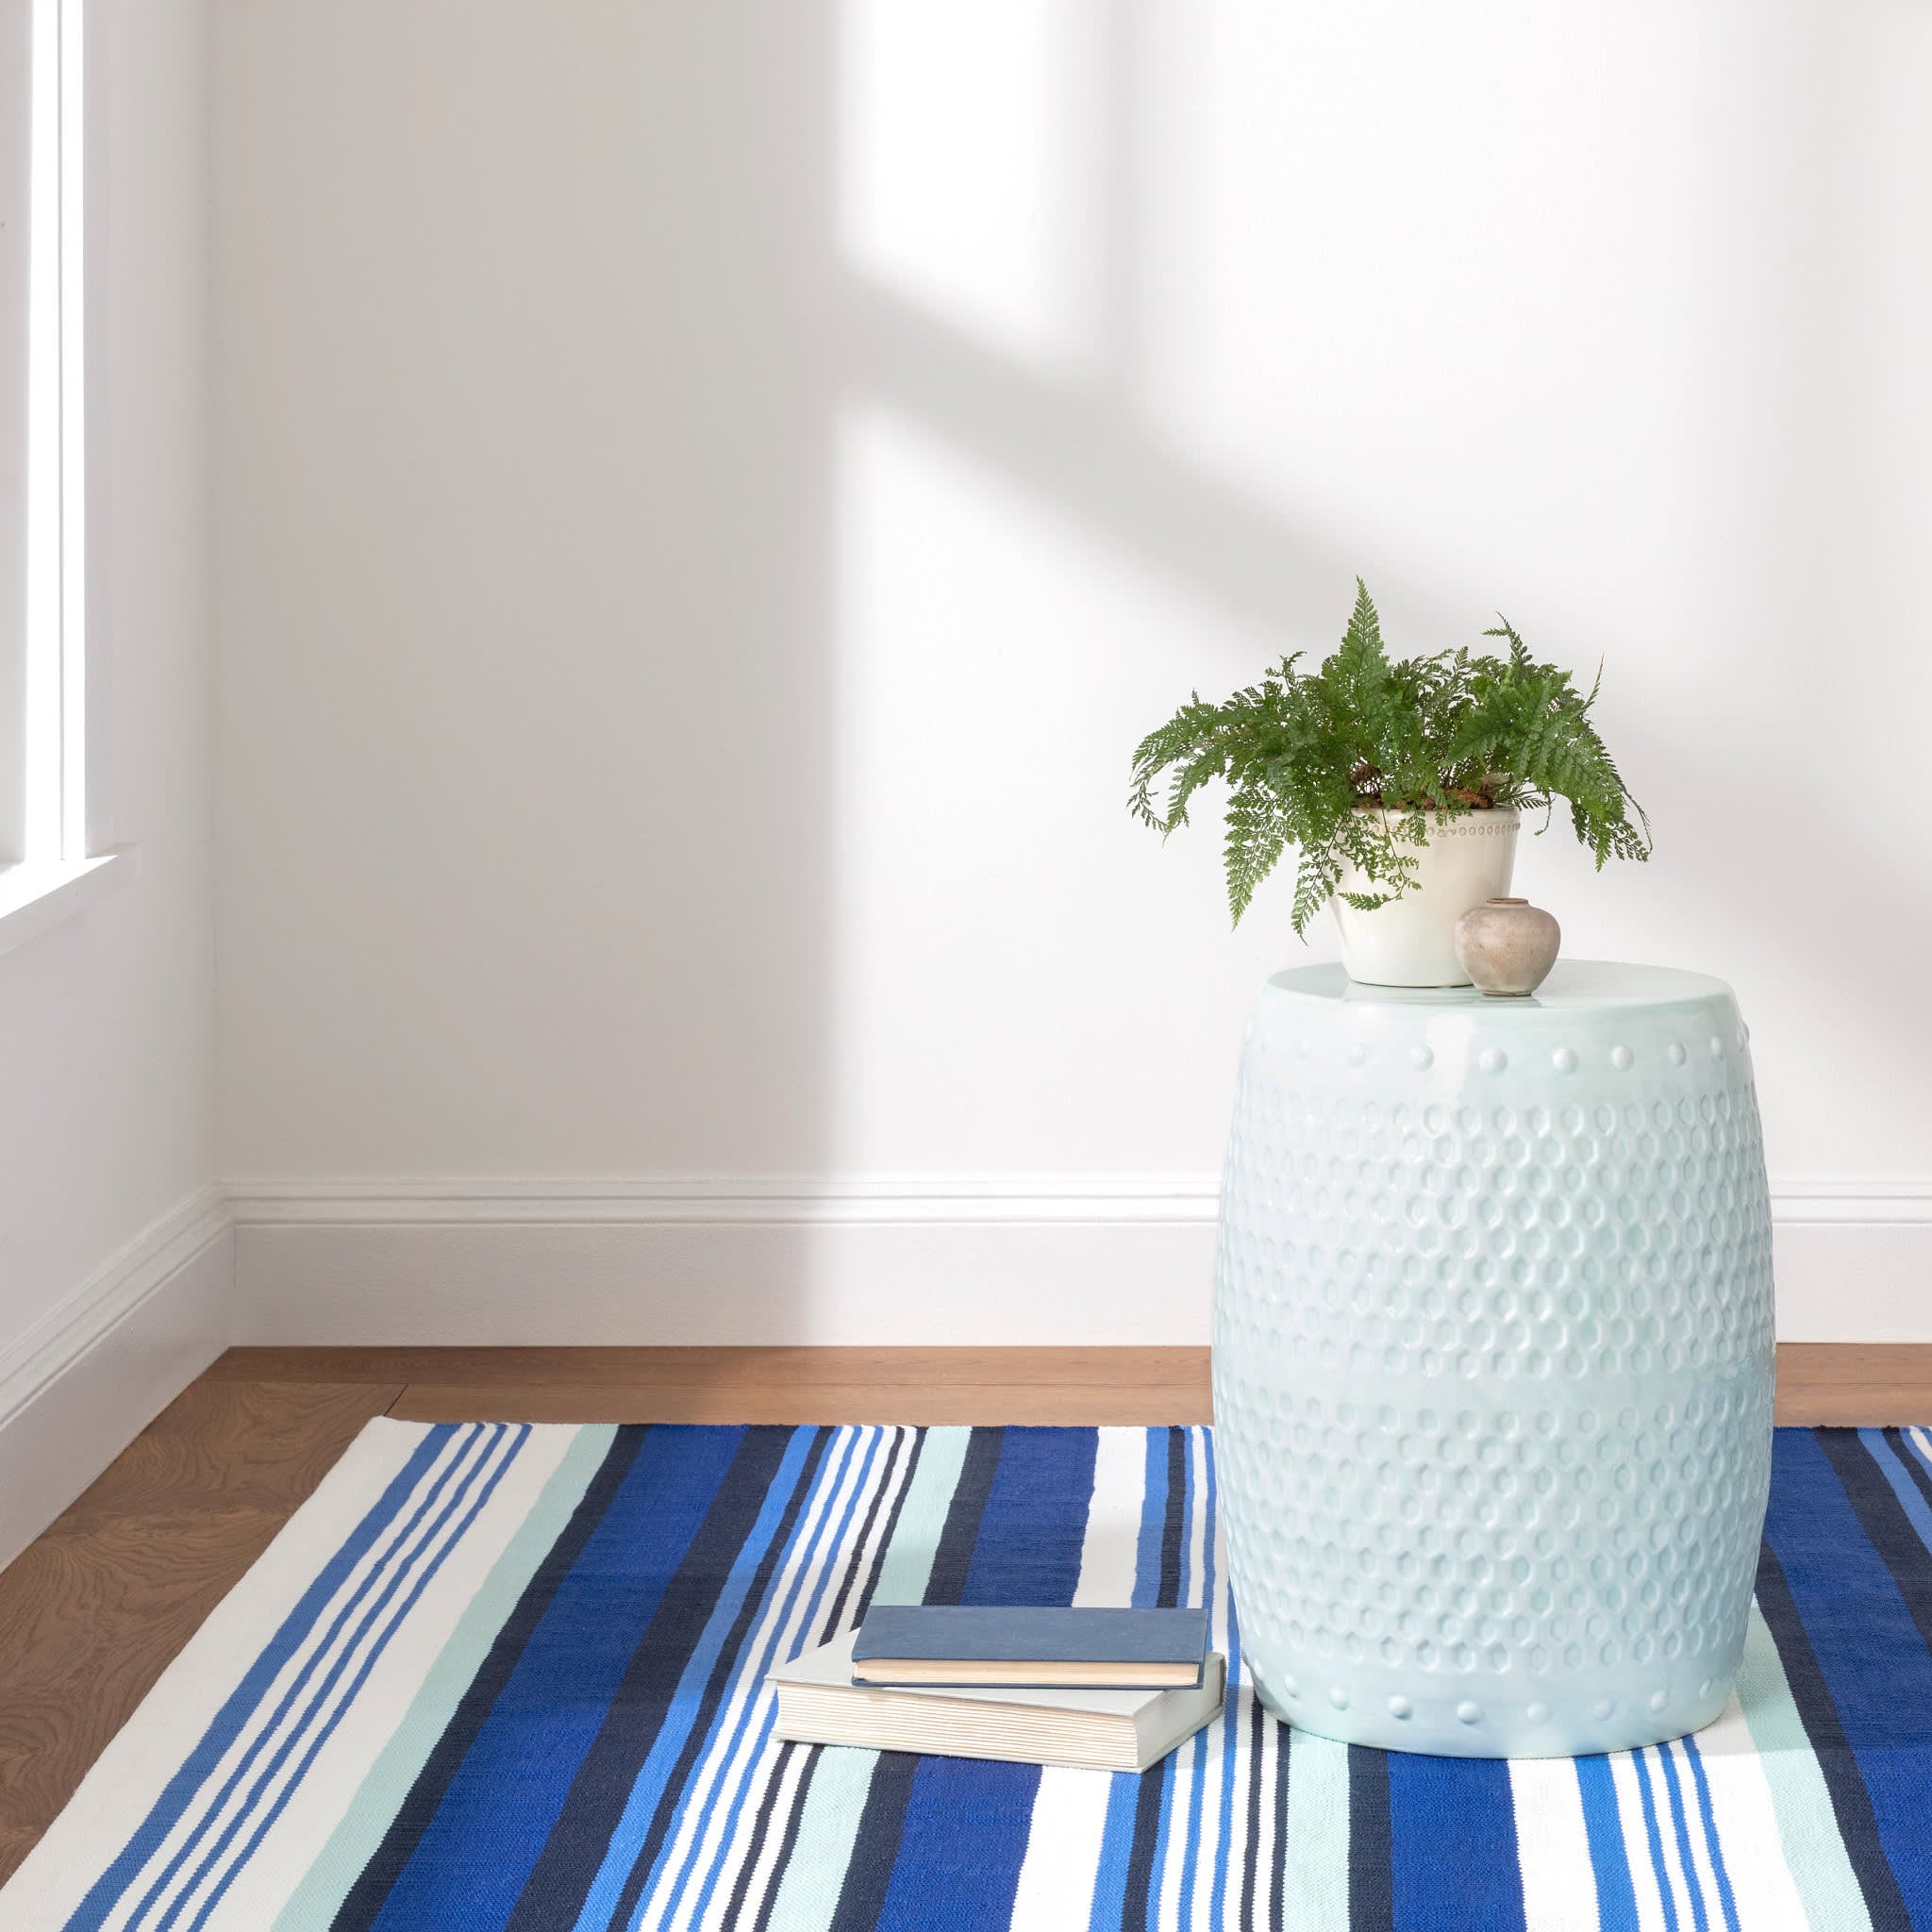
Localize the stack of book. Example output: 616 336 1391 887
769 1607 1223 1773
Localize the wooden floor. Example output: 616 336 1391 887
0 1341 1926 1883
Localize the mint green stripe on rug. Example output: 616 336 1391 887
863 1426 971 1608
762 1744 885 1932
271 1424 618 1932
1735 1600 1874 1932
1281 1727 1350 1932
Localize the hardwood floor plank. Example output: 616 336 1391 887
213 1343 1932 1425
0 1379 400 1886
1774 1343 1932 1425
386 1381 1215 1425
207 1344 1214 1390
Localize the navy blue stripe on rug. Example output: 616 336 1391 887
961 1425 1099 1607
355 1424 748 1932
1819 1426 1932 1660
1270 1694 1289 1932
1759 1432 1925 1930
1348 1744 1395 1932
1239 1686 1267 1932
924 1427 1006 1607
508 1424 814 1932
332 1426 646 1932
600 1424 838 1932
828 1752 922 1932
1389 1755 1525 1932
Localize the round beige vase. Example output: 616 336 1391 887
1326 806 1520 987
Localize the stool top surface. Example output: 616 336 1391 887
1267 959 1733 1012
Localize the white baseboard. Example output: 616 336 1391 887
226 1175 1932 1347
0 1189 232 1570
227 1177 1222 1346
0 1174 1914 1570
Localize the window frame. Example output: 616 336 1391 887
0 0 130 957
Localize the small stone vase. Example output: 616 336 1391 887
1453 896 1560 996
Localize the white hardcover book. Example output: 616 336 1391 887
769 1630 1226 1773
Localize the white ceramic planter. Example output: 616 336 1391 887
1327 806 1519 986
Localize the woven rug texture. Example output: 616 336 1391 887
4 1421 1930 1931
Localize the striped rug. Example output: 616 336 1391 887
5 1423 1930 1931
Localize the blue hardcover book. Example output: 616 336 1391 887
850 1607 1210 1689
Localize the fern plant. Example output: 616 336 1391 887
1129 581 1650 933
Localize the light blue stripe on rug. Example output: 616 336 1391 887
1574 1755 1641 1932
271 1424 615 1932
169 1424 530 1932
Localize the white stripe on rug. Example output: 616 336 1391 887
1008 1424 1152 1932
1507 1753 1600 1932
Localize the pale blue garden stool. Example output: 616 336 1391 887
1212 961 1775 1757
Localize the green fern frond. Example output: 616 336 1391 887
1129 583 1650 935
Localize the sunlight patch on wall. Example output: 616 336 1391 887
838 0 1104 372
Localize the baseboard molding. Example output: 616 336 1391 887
0 1188 232 1570
226 1174 1932 1347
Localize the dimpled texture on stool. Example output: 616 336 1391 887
1212 960 1775 1757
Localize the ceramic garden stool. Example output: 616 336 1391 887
1212 961 1774 1758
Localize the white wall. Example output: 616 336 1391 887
213 0 1932 1342
0 0 221 1564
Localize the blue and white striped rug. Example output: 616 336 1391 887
6 1421 1930 1930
